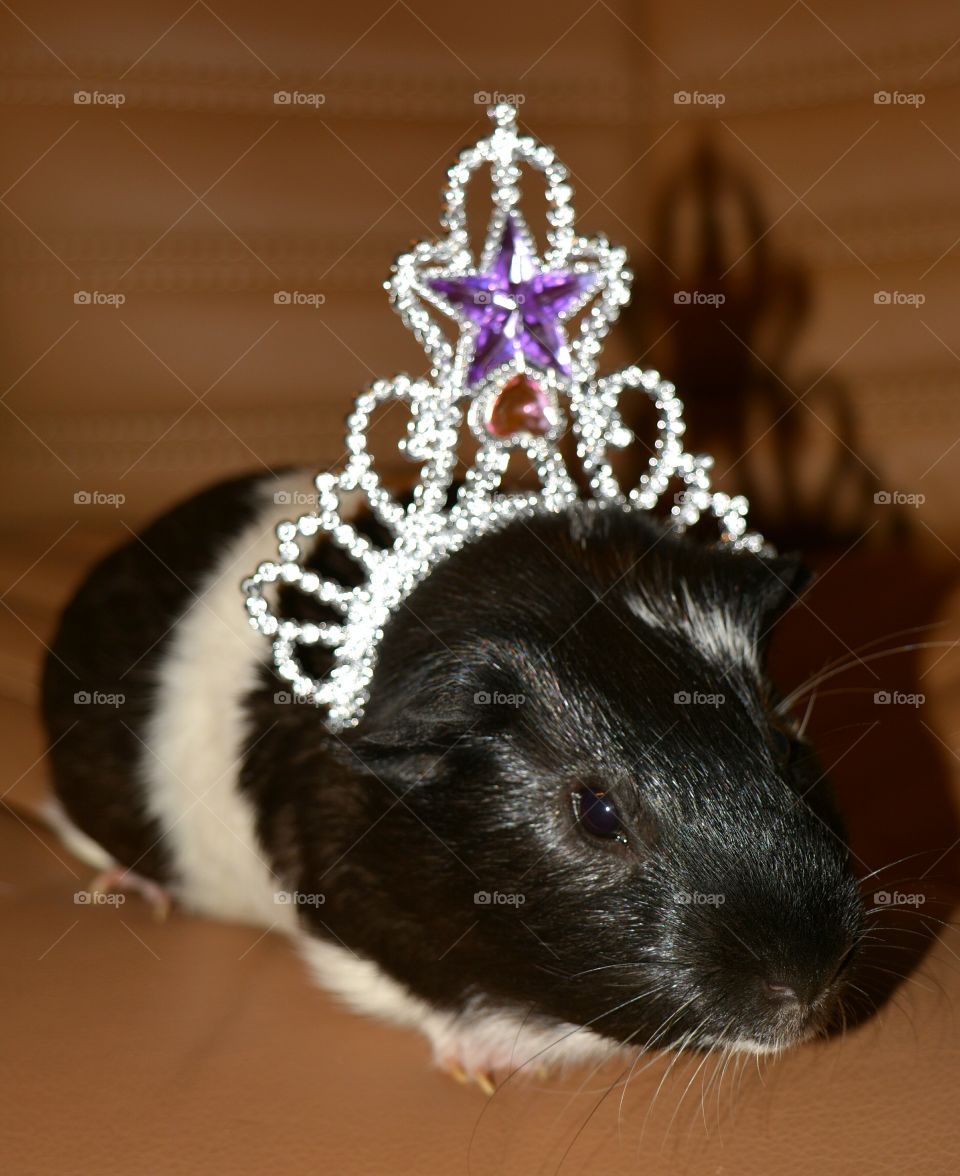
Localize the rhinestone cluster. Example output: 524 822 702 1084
242 103 767 730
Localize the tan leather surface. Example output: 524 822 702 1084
2 803 959 1176
2 1 960 547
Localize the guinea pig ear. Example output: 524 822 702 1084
352 665 520 753
733 550 814 640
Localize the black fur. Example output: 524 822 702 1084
42 473 270 881
44 480 864 1052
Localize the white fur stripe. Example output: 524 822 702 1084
138 473 318 930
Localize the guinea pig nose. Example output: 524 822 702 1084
763 979 800 1003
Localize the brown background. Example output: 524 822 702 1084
2 3 960 1174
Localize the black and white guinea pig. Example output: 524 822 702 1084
41 470 864 1084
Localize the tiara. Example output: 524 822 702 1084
242 103 766 729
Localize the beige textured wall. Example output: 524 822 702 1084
0 1 957 554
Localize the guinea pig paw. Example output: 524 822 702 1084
90 865 171 922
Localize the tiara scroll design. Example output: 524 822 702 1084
242 103 767 729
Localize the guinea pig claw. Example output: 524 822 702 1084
444 1060 469 1085
475 1071 496 1097
90 865 171 922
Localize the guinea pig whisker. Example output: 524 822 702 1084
663 1043 715 1145
552 1055 641 1176
467 981 675 1170
616 993 701 1132
858 849 940 885
560 960 656 980
840 980 876 1013
640 1014 713 1145
778 622 948 700
856 960 938 995
667 1025 731 1143
865 907 957 931
712 1038 739 1135
860 926 938 945
697 1038 728 1137
793 623 946 688
858 937 947 964
777 639 960 715
546 1023 662 1167
500 980 672 1096
796 689 818 739
505 1001 538 1074
548 1000 682 1176
697 1030 736 1139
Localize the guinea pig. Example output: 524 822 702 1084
41 469 865 1086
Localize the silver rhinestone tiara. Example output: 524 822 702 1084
242 102 767 730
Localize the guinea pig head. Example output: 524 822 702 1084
340 508 865 1058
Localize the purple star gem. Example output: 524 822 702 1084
427 214 598 386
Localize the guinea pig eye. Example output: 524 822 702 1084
770 726 796 765
574 786 627 844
